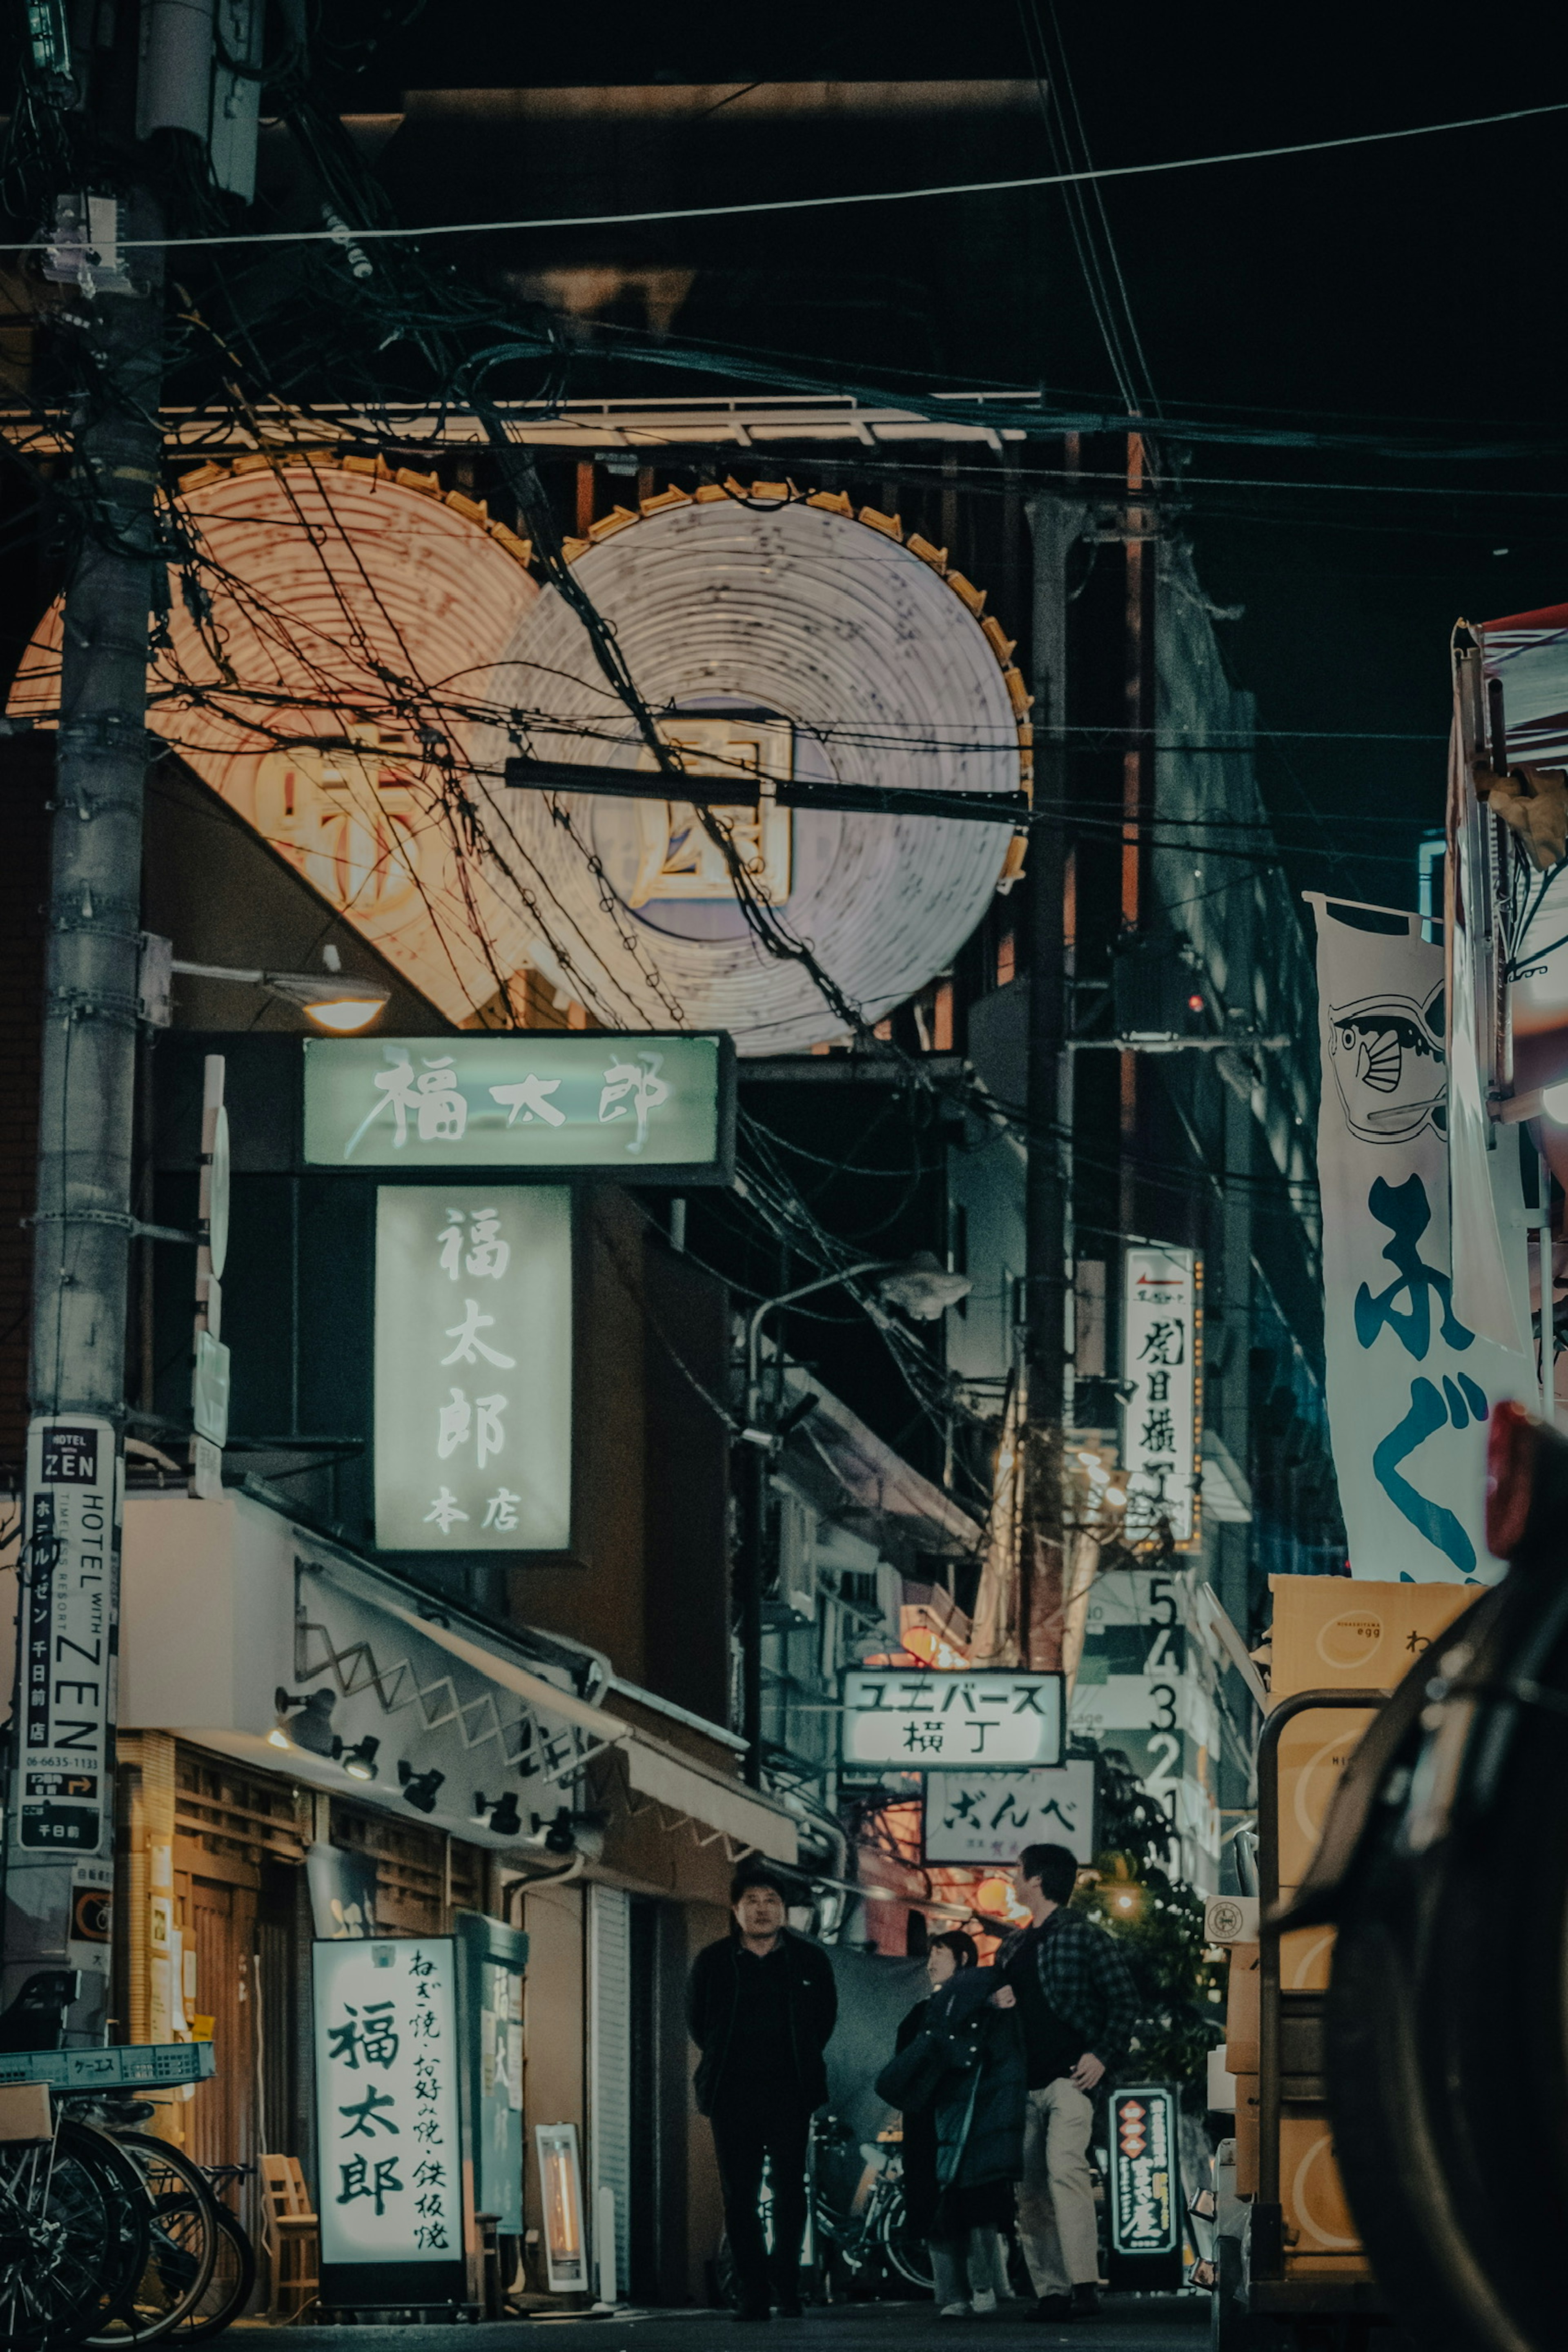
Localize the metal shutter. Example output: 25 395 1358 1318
587 1883 632 2300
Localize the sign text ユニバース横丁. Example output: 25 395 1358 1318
841 1670 1065 1771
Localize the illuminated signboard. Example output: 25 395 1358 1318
303 1033 732 1182
314 1937 461 2278
923 1759 1096 1865
374 1185 572 1552
1108 2085 1179 2258
494 492 1029 1053
1121 1246 1202 1547
842 1671 1064 1772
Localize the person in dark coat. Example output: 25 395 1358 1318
687 1866 838 2323
886 1931 1025 2319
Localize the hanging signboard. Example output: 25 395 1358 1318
842 1670 1064 1771
1108 2085 1179 2260
1308 897 1534 1581
923 1758 1096 1865
1120 1247 1201 1547
374 1185 572 1552
303 1032 733 1182
12 1414 118 1858
314 1936 465 2304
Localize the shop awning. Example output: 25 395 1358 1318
119 1488 797 1867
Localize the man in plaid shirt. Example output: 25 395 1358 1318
993 1842 1140 2320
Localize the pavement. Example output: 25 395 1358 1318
245 2298 1209 2350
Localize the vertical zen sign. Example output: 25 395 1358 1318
314 1937 465 2305
15 1415 119 1856
1121 1247 1201 1548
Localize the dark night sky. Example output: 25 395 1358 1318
343 0 1568 908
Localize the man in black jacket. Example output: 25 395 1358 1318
687 1866 837 2322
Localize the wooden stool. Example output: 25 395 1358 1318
259 2152 320 2321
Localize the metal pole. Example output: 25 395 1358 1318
2 189 165 2030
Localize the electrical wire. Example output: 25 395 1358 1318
4 94 1563 258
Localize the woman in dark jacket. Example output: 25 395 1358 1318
888 1931 1025 2318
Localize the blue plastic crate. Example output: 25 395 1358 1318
0 2041 217 2090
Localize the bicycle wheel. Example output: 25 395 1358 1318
86 2132 219 2346
874 2181 933 2292
0 2119 148 2352
161 2204 257 2343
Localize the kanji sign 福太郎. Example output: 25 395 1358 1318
303 1032 732 1180
374 1186 571 1552
314 1937 461 2270
841 1670 1064 1771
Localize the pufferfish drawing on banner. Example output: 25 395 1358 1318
1327 984 1446 1147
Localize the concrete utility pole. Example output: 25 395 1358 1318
1022 450 1087 1669
2 187 165 2033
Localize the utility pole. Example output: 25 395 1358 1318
1119 430 1156 1237
1022 440 1085 1668
2 176 165 2033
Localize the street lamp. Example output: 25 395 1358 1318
167 947 390 1032
738 1251 973 1787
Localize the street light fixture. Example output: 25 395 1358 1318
169 946 390 1032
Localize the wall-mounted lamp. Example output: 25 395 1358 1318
272 1686 337 1757
336 1735 380 1783
472 1791 522 1838
398 1761 445 1815
535 1806 606 1861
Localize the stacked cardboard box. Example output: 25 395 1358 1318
1223 1576 1479 2263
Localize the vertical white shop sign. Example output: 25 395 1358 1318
314 1938 460 2267
1121 1248 1200 1546
374 1186 572 1551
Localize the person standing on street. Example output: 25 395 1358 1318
688 1867 838 2322
880 1930 1025 2320
993 1842 1140 2322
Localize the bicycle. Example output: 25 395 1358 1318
714 2114 933 2309
810 2121 933 2297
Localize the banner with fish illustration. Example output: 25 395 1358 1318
1309 895 1535 1582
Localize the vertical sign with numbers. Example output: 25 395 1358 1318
374 1185 572 1551
314 1937 464 2298
13 1414 118 1856
1121 1245 1201 1546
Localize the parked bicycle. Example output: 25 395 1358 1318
0 1970 246 2349
715 2112 933 2308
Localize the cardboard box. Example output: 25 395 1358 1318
1230 2085 1361 2254
1269 1575 1477 1703
1280 1904 1336 1993
1225 1942 1259 2075
0 2081 52 2141
1276 1709 1378 1887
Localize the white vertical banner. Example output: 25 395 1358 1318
1310 897 1534 1581
1121 1247 1201 1547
